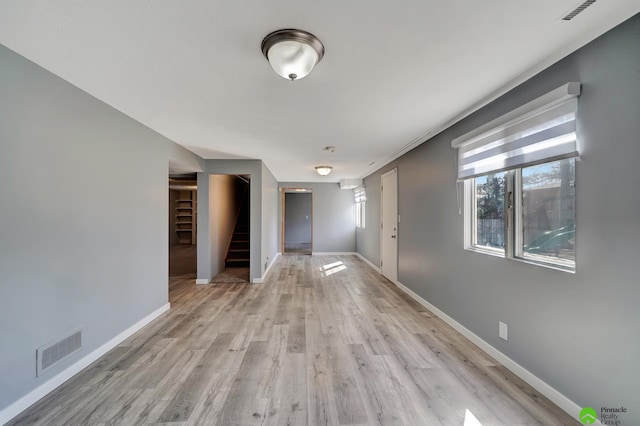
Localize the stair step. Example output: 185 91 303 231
224 184 250 270
226 252 249 260
225 259 250 268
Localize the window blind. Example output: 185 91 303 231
452 82 581 180
354 186 366 203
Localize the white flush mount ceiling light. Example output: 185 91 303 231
261 29 325 81
315 166 333 176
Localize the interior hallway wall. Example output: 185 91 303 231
261 163 279 273
356 14 640 415
279 182 355 253
0 44 204 414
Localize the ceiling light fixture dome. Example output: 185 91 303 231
315 165 332 176
261 29 325 81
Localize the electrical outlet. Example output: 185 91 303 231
499 321 508 341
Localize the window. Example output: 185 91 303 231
465 158 575 269
470 172 506 253
454 83 580 272
355 202 365 228
354 186 366 228
518 159 575 266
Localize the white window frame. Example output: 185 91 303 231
464 175 508 258
513 166 576 271
464 159 576 272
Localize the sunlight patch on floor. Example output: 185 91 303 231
464 409 483 426
320 261 347 277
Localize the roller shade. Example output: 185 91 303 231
354 186 366 203
452 82 580 180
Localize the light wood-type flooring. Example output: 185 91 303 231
9 255 578 425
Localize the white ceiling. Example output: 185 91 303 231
1 1 639 182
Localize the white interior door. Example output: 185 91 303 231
381 169 398 282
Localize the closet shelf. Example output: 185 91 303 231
173 192 197 245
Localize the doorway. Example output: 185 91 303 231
282 189 312 255
381 169 398 282
216 175 250 282
169 173 197 277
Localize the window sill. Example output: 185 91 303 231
465 246 576 273
514 255 575 273
464 246 505 259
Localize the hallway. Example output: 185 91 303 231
9 255 576 425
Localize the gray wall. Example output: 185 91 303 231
357 15 640 414
261 164 279 272
284 193 312 244
279 183 356 253
0 44 203 411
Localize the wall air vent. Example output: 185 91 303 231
36 329 82 376
561 0 597 21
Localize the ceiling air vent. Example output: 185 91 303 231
561 0 597 21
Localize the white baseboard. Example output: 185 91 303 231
353 258 587 424
390 279 591 424
195 278 209 285
311 251 357 255
355 253 381 273
0 303 170 426
252 252 281 284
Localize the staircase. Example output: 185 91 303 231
225 185 250 268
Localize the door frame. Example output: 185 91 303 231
380 169 398 282
280 188 313 254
